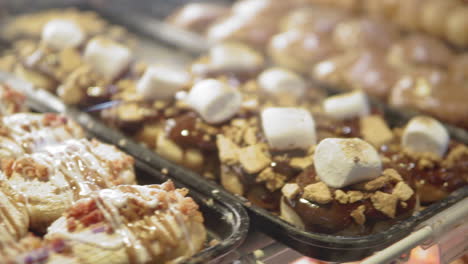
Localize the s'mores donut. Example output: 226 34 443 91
0 9 134 105
379 116 468 203
46 182 206 264
280 138 416 234
2 139 136 232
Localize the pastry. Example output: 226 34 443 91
0 83 28 115
0 181 29 243
0 113 84 160
280 6 351 34
2 138 136 232
46 182 206 264
166 3 229 33
0 9 135 105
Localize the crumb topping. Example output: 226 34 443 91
334 190 365 204
350 205 366 225
370 191 398 218
443 145 468 168
216 135 239 165
289 155 314 170
302 182 332 204
360 115 393 147
281 183 300 200
238 144 271 174
257 167 287 191
392 182 414 201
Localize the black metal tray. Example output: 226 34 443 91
1 2 467 262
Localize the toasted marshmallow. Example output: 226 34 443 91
261 107 316 151
136 66 190 100
41 19 84 50
314 138 382 188
186 79 242 124
84 37 132 81
209 42 264 72
323 90 370 120
402 116 449 157
258 67 306 98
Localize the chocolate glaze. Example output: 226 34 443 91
380 142 468 203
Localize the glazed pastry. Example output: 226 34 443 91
380 116 468 203
0 181 29 243
0 83 28 115
280 6 351 34
387 34 453 70
343 50 399 99
394 0 426 31
2 138 136 231
0 113 84 160
332 17 400 52
390 70 468 129
310 51 359 87
1 235 78 264
363 0 400 19
166 3 229 33
46 182 206 264
280 138 416 234
420 0 460 37
206 0 309 48
269 30 338 73
445 6 468 47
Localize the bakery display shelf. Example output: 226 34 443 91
1 1 467 262
0 70 250 264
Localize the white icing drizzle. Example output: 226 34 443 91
0 113 83 158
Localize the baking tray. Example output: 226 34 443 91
1 2 467 262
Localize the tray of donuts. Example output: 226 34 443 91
0 1 467 263
0 52 249 264
165 0 468 132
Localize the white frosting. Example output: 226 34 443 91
323 90 370 120
186 79 242 124
402 116 449 158
314 138 382 188
136 66 190 100
257 67 306 98
261 107 316 151
84 37 132 81
42 19 84 49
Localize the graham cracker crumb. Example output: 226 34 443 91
334 190 364 204
382 168 403 182
238 144 271 174
303 182 332 204
354 175 389 191
347 190 365 203
243 127 258 145
392 182 414 201
257 167 286 191
418 158 435 169
443 145 468 168
289 155 314 170
400 201 408 208
350 205 366 225
335 190 349 204
371 191 397 218
217 135 239 165
360 115 394 147
281 183 300 200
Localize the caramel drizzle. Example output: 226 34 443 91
75 185 195 264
